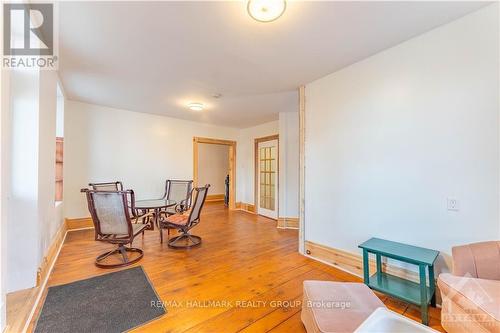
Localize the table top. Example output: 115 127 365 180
358 238 439 266
135 199 176 209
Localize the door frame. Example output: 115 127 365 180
298 85 305 254
254 134 279 219
193 137 237 210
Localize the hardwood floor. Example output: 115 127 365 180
28 202 444 332
6 287 38 333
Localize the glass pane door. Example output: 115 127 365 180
259 146 276 210
257 138 278 219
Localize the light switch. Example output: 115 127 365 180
447 198 459 211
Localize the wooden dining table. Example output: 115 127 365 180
134 199 176 230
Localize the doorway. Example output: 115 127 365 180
193 137 236 210
254 135 279 219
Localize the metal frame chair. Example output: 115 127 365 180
161 180 193 214
88 181 152 222
88 181 124 191
158 180 194 236
159 185 210 248
81 188 151 268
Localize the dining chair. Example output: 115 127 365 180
158 184 210 248
81 188 151 268
157 180 194 235
88 181 152 222
89 181 123 191
161 180 193 214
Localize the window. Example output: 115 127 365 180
55 83 64 202
55 137 63 201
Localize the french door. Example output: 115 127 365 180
257 139 278 219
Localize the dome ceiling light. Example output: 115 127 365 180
247 0 286 23
187 102 204 111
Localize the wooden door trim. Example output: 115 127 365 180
254 134 279 218
193 137 237 210
299 86 306 254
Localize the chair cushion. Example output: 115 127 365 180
301 280 385 333
164 214 189 226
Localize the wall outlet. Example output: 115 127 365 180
447 198 459 211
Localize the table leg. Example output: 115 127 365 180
362 249 369 285
429 265 436 307
376 254 382 284
154 208 160 230
143 209 154 231
419 264 429 325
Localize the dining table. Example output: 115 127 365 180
134 198 176 230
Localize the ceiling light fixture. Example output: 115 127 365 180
247 0 286 23
187 102 204 111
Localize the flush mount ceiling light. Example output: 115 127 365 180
187 102 204 111
247 0 286 23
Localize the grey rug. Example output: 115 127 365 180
34 266 166 333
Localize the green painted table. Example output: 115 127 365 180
358 238 439 325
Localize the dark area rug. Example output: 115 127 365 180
34 266 166 333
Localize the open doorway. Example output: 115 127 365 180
254 135 279 220
193 137 236 210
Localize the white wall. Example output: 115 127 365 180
64 101 239 218
64 102 297 216
8 69 41 291
38 70 61 265
1 67 64 293
197 143 229 195
305 4 499 272
0 68 10 331
236 121 279 205
279 112 299 218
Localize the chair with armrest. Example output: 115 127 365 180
88 181 151 223
81 188 151 268
158 185 209 248
161 180 193 214
438 241 500 333
158 180 193 236
89 181 123 191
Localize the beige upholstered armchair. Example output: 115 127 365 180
438 241 500 333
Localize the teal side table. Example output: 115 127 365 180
358 238 439 325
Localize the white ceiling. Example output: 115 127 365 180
59 1 489 128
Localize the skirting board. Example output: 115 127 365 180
65 217 94 230
304 240 442 305
36 221 67 286
235 202 256 214
305 240 421 283
277 217 299 229
206 194 225 202
7 221 69 333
